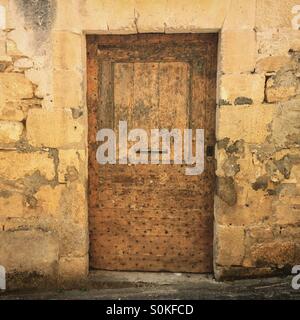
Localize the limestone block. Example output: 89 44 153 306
0 230 59 275
0 193 23 218
216 105 276 144
266 71 298 103
0 151 55 181
26 108 85 148
58 256 88 280
0 54 11 71
257 29 300 58
256 56 292 73
215 185 272 226
0 100 25 121
0 73 33 100
223 0 256 30
220 30 256 73
256 0 300 30
58 149 85 183
34 185 65 220
247 226 274 241
270 99 300 148
125 0 165 32
161 0 230 32
13 57 33 69
53 70 83 109
216 225 245 266
274 203 300 225
250 241 295 267
53 0 83 31
0 121 23 144
59 183 88 257
219 74 265 105
52 31 82 70
79 0 136 32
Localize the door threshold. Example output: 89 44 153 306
88 270 214 289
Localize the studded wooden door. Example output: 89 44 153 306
87 34 218 273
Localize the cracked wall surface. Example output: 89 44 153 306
0 0 299 288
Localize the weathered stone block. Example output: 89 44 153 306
58 256 88 281
26 109 84 148
266 71 298 103
0 151 55 181
216 225 245 266
234 145 265 183
0 73 33 100
55 0 232 33
257 29 300 58
256 56 292 73
256 0 299 30
52 31 82 70
215 266 274 281
13 57 33 69
0 100 25 121
59 183 88 257
0 121 23 144
220 30 256 73
163 0 231 32
58 149 85 183
274 203 300 225
0 230 59 275
53 70 83 109
250 241 295 267
247 226 274 241
216 105 276 144
78 0 136 32
216 177 237 206
34 185 65 220
219 74 265 105
290 164 300 181
53 0 83 31
270 99 300 148
223 0 256 30
281 226 300 238
133 0 166 32
0 55 12 71
215 185 272 226
0 193 23 218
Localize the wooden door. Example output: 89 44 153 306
87 34 217 273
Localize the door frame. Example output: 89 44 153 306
86 32 219 274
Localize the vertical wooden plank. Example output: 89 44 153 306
87 37 100 213
98 61 114 129
114 63 134 129
190 59 206 131
158 62 189 130
132 62 160 132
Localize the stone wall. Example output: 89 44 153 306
215 0 300 279
0 0 88 288
0 0 299 288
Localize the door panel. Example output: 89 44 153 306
87 33 218 273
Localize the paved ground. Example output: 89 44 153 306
1 271 300 300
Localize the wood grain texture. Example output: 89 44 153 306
87 33 218 273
